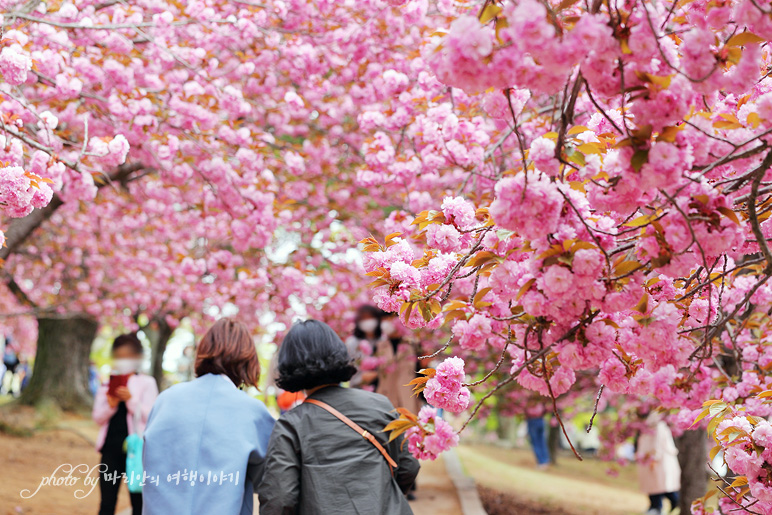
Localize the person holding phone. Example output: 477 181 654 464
92 333 158 515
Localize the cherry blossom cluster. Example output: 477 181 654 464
0 165 52 220
693 400 772 515
423 356 471 413
404 406 459 461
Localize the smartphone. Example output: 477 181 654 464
107 373 130 397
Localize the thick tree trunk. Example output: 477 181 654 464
675 429 709 514
20 316 98 411
548 421 560 464
495 414 508 440
148 318 173 391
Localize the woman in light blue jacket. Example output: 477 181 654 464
143 319 275 515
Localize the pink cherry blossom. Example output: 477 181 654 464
489 171 563 241
405 406 459 461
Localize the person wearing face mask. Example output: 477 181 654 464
92 333 158 515
375 313 421 417
374 312 422 501
344 305 382 389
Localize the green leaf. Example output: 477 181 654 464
565 147 586 167
479 4 502 24
631 149 649 172
726 32 765 47
717 206 741 226
567 125 591 135
419 301 434 322
708 402 728 417
692 408 711 427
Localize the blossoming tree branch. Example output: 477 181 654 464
357 0 772 512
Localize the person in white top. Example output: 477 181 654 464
636 410 681 515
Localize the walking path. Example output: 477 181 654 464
444 448 487 515
408 453 465 515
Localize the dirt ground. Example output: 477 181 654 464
1 429 131 515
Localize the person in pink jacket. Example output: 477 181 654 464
92 333 158 515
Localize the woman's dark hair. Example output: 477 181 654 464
195 318 261 388
277 319 356 392
352 305 383 340
112 333 143 355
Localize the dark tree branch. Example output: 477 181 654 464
747 151 772 274
0 162 145 307
0 162 145 262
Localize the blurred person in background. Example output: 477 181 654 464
276 389 306 414
375 312 420 414
635 408 681 515
374 312 422 500
524 399 551 468
344 305 382 390
17 356 30 393
92 333 158 515
88 360 101 396
177 344 195 382
1 338 19 395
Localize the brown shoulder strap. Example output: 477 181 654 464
304 398 398 474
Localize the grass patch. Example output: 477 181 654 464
0 398 64 436
458 444 648 515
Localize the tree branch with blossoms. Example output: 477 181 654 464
358 0 772 510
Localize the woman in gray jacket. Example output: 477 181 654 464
258 319 420 514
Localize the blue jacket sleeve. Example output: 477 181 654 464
247 405 276 490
